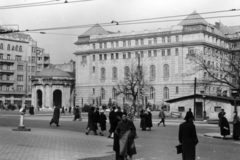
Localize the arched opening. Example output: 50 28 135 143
53 90 62 107
37 90 42 108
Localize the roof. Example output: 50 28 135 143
0 32 34 42
222 25 240 35
34 68 72 78
81 24 110 36
178 11 209 26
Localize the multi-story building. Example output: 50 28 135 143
0 32 50 108
74 11 240 107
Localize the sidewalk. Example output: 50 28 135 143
204 132 233 139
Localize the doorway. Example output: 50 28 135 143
195 102 203 118
53 90 62 107
37 90 42 108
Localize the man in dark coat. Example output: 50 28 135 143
73 105 81 121
61 106 65 115
50 106 60 127
108 106 116 138
99 109 107 136
86 107 98 135
218 108 224 127
145 108 153 131
232 111 240 140
185 108 195 121
178 113 198 160
140 109 146 131
220 112 230 139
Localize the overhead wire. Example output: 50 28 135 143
0 0 62 8
0 0 93 10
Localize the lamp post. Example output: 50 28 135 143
202 95 206 119
231 89 239 115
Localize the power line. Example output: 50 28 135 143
26 31 79 36
0 0 93 10
0 0 62 8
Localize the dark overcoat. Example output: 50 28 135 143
145 112 153 128
220 116 230 136
185 111 194 121
218 112 223 127
109 110 116 132
140 112 146 129
115 119 137 156
179 121 198 160
74 107 80 119
99 113 107 131
51 107 60 124
87 110 97 131
233 115 240 140
94 110 100 123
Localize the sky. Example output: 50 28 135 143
0 0 240 64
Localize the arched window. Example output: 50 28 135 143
150 65 156 79
16 45 18 51
0 43 3 49
112 67 117 79
124 88 130 100
163 87 169 99
163 64 169 77
124 66 130 78
112 87 117 99
101 68 106 79
150 87 155 99
19 46 22 52
7 44 10 50
101 88 105 99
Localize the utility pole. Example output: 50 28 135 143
194 77 196 118
137 53 141 112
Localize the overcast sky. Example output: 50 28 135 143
1 0 240 64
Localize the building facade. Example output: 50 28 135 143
0 32 50 108
74 11 240 108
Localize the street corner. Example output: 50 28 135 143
204 132 233 140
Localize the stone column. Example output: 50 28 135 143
49 84 53 108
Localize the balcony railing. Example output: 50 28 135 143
0 90 25 95
0 78 15 84
0 68 15 73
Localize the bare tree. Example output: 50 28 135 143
116 61 152 110
185 48 240 94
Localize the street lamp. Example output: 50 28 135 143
231 89 239 115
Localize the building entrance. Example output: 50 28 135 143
53 90 62 107
37 90 42 108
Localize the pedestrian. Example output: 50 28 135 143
145 108 153 131
50 106 60 127
114 113 137 160
69 106 72 114
108 106 116 138
140 109 146 131
61 106 65 115
232 111 240 140
218 108 225 127
73 105 81 121
99 109 107 136
158 107 166 127
94 107 100 125
178 113 198 160
185 108 195 121
86 107 98 135
220 112 230 140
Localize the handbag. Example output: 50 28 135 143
175 144 182 154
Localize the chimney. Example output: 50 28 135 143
215 22 220 29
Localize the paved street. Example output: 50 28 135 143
0 112 240 160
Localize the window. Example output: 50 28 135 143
0 54 3 59
135 51 139 58
135 40 139 46
176 86 179 94
104 54 107 60
112 88 117 99
101 68 106 79
0 86 2 90
7 44 10 50
176 36 179 42
124 66 130 78
17 65 23 71
175 48 179 56
32 57 36 63
19 46 22 52
214 106 221 112
178 106 185 112
141 51 144 58
154 50 157 57
0 65 2 70
141 39 144 45
116 41 119 47
123 41 126 47
162 37 165 43
167 49 171 56
111 42 114 48
150 87 155 99
12 46 14 51
150 65 156 79
28 86 31 91
123 53 126 59
163 87 169 99
162 49 165 56
93 88 95 95
163 64 170 77
32 66 35 72
99 54 102 60
112 67 117 79
148 39 152 45
93 55 95 61
82 55 87 62
101 88 105 99
111 53 114 60
93 44 96 49
6 86 9 91
7 54 10 60
7 65 10 70
17 85 23 91
93 66 95 73
128 40 131 46
104 43 107 48
15 55 22 61
99 43 102 49
28 76 31 82
116 53 119 59
128 52 131 58
17 75 23 81
154 38 157 44
167 37 171 43
148 50 152 57
0 43 3 49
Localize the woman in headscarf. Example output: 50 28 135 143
220 112 230 139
